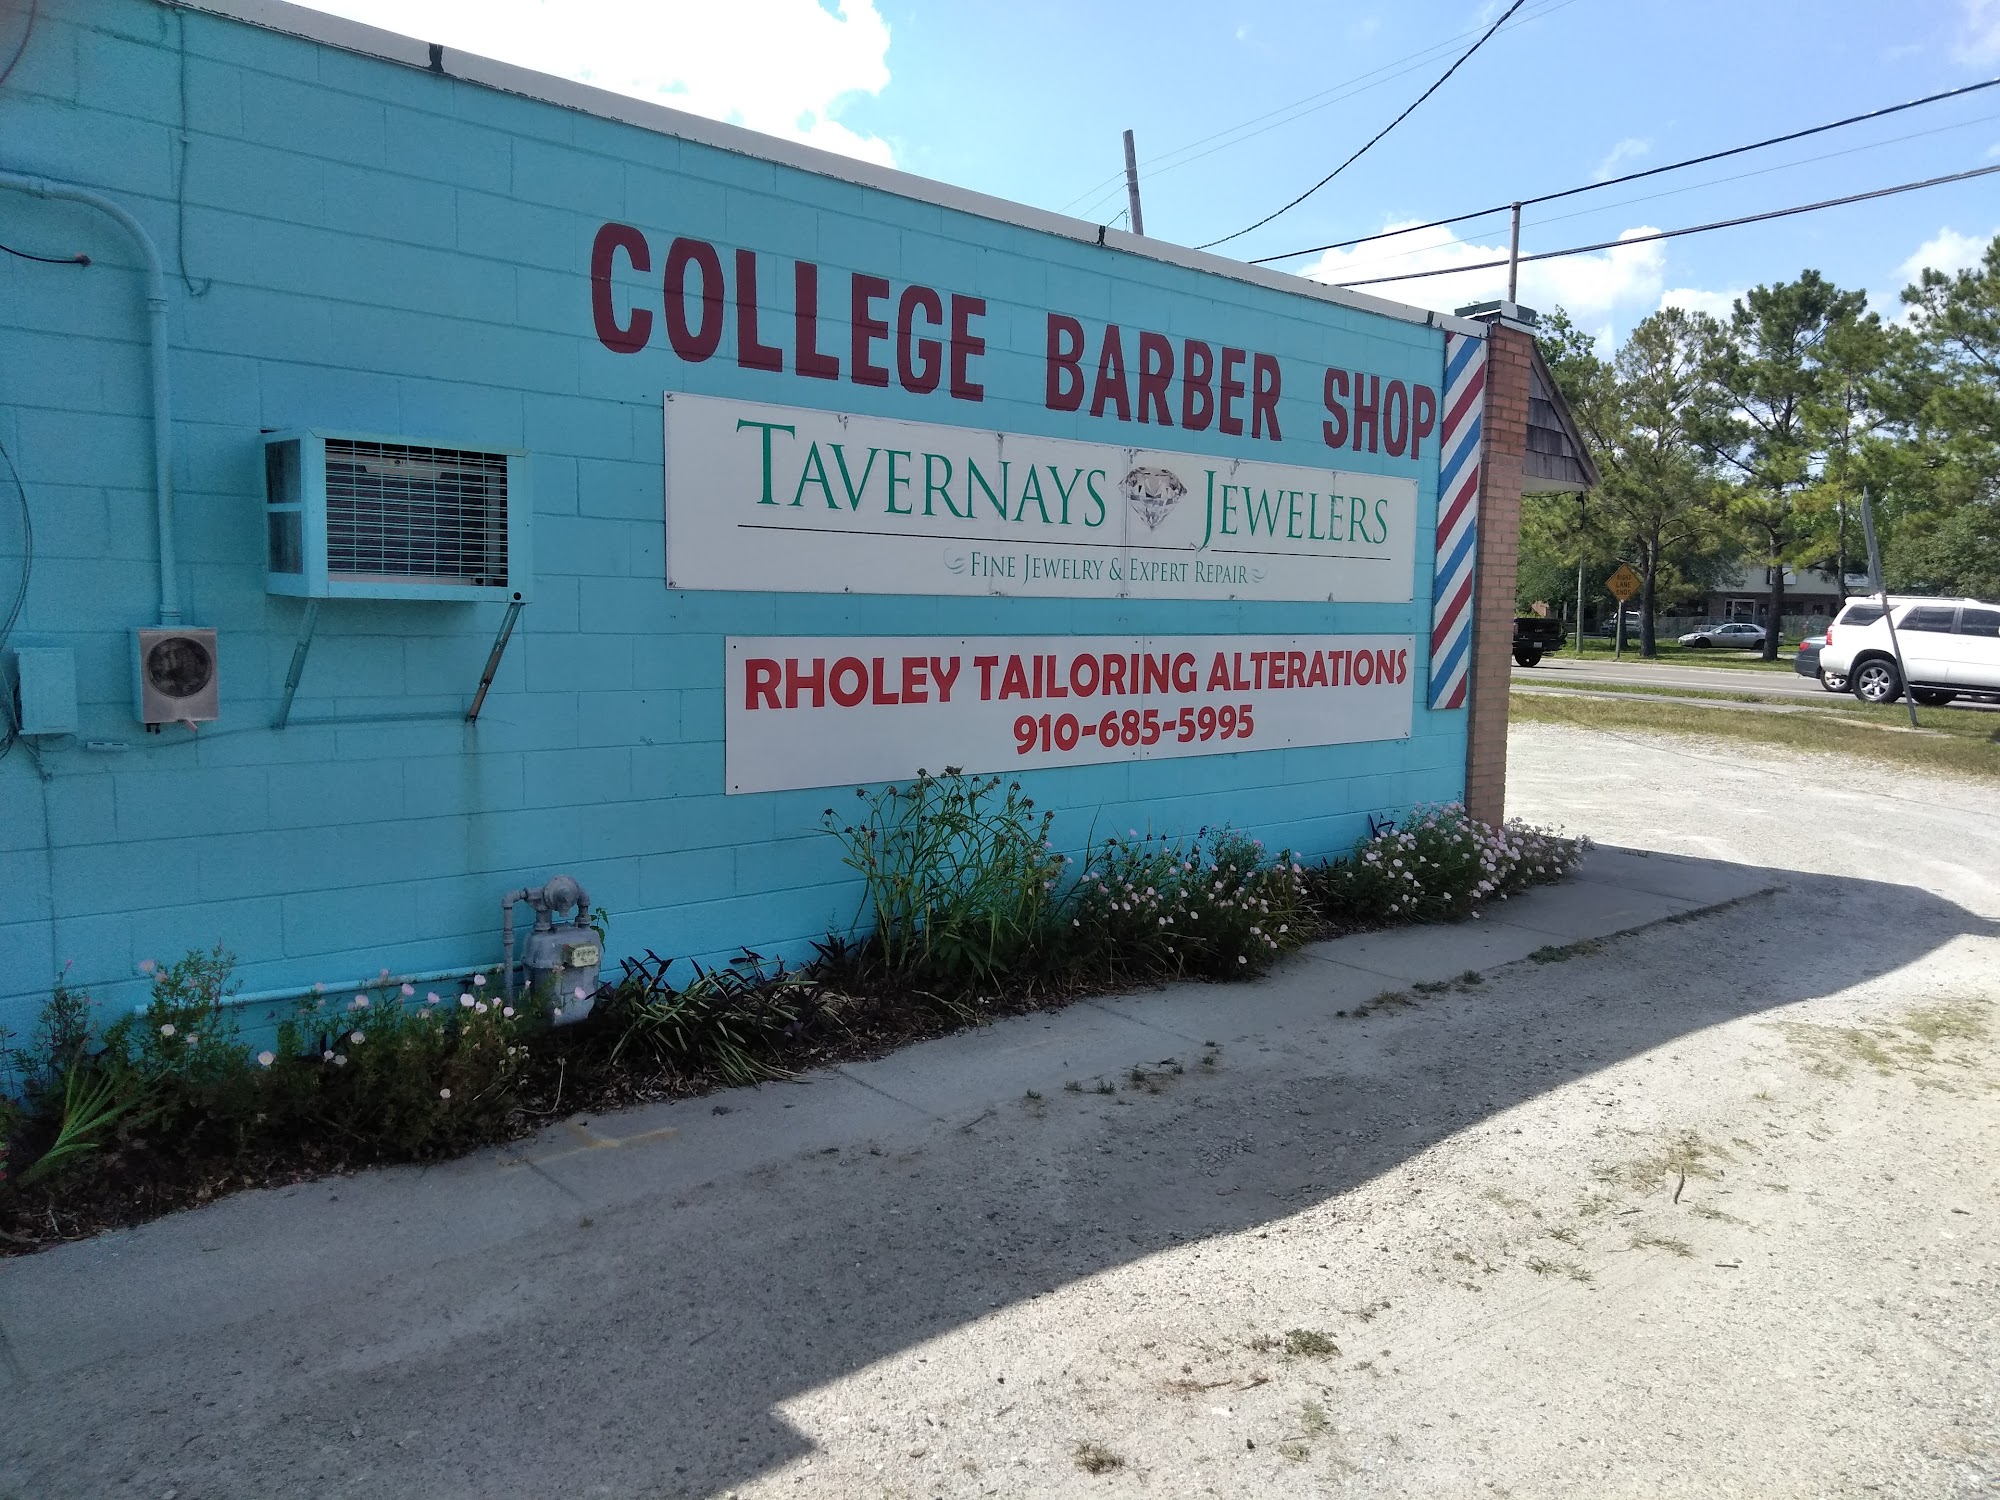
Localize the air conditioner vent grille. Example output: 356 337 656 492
323 438 510 588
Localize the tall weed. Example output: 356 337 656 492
824 771 1066 990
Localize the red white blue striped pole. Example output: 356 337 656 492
1428 330 1486 710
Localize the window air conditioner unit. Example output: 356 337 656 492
262 431 530 602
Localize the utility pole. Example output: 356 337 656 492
1506 201 1522 303
1574 491 1586 657
1860 489 1918 729
1122 129 1145 237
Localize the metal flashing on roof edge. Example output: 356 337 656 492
174 0 1486 338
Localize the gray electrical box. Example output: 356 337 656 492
13 646 78 736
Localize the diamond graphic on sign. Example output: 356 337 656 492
1120 466 1186 530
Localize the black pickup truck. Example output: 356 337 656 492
1513 616 1567 667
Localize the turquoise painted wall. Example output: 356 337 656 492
0 0 1468 1028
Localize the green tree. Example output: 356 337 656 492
1874 236 2000 598
1580 308 1729 655
1701 272 1871 659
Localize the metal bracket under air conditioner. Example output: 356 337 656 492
269 597 526 728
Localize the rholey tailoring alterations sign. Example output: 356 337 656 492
725 634 1414 793
667 395 1418 603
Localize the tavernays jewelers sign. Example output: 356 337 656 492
665 395 1417 603
724 633 1414 794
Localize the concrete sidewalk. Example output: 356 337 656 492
0 844 1774 1390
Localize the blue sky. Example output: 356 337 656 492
308 0 2000 349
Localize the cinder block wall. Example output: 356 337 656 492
1463 322 1532 827
0 0 1480 1027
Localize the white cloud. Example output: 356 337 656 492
1592 137 1650 182
302 0 896 165
1658 286 1741 320
1958 0 2000 62
1300 220 1665 327
1900 226 1993 283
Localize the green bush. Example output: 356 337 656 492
603 950 836 1086
824 770 1066 990
1310 803 1586 926
263 976 532 1157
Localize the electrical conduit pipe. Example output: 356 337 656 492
0 171 179 625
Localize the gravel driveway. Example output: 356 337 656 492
3 721 1995 1498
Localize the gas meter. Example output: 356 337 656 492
500 874 602 1023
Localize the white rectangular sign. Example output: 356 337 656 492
724 634 1414 794
667 394 1417 604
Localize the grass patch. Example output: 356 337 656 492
1511 690 2000 782
1541 637 1797 670
1529 939 1603 964
1284 1328 1341 1358
1770 999 1991 1081
1525 1256 1594 1283
1597 1130 1728 1195
1073 1441 1123 1475
1629 1233 1696 1258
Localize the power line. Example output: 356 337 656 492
1197 0 1530 252
1288 105 2000 284
1055 0 1583 218
1249 75 2000 266
1322 162 2000 289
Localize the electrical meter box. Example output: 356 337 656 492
134 627 220 727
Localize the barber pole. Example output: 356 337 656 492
1428 329 1486 709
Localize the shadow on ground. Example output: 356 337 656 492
1 854 1993 1498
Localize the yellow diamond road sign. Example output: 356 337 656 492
1607 564 1641 602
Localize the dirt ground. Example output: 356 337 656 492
3 721 1996 1499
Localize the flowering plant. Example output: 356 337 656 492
1312 804 1586 926
1064 827 1312 980
265 974 532 1155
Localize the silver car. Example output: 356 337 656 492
1678 622 1768 649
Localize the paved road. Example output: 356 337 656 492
1515 655 2000 712
4 729 1996 1498
1512 653 1831 699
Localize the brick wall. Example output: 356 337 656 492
1464 322 1533 827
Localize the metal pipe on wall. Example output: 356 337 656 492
0 170 179 625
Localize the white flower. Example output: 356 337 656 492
460 995 475 1008
1237 955 1247 965
350 996 369 1010
187 1034 200 1045
475 1001 489 1015
439 1088 452 1100
350 1030 365 1045
573 986 586 1001
502 1006 515 1019
158 1023 176 1037
473 973 486 987
322 1050 334 1062
552 1007 564 1020
333 1053 348 1066
401 983 415 997
138 958 157 975
426 992 440 1004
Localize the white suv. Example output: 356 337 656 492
1819 597 2000 706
